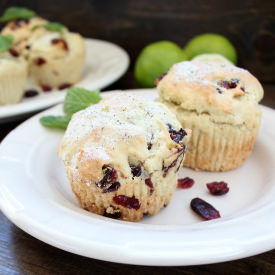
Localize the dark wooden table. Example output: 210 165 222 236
0 73 274 274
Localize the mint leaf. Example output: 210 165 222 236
31 25 41 31
0 7 36 22
32 22 64 33
44 22 64 32
40 87 102 130
0 34 14 52
63 87 102 115
39 115 71 129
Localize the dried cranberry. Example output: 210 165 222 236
9 48 19 57
59 83 72 90
178 177 194 189
219 78 239 89
41 85 52 92
51 38 69 51
154 72 167 86
101 165 118 183
163 158 178 177
103 182 120 193
167 124 187 143
25 45 31 50
206 181 229 195
147 134 154 150
190 197 221 220
217 88 223 94
15 18 29 26
96 165 120 193
145 178 154 195
103 209 121 219
240 87 245 92
11 19 29 30
35 58 46 66
120 172 125 178
163 146 185 177
24 90 39 97
131 165 142 177
113 195 140 210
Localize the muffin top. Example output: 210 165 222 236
157 60 264 124
1 17 48 47
0 51 27 72
26 27 84 61
58 93 188 185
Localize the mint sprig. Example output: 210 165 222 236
32 22 64 35
40 87 102 129
39 115 71 129
0 34 14 52
0 7 36 22
63 87 101 115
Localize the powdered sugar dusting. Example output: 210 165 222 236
173 60 248 84
81 147 110 162
59 93 183 173
174 62 200 82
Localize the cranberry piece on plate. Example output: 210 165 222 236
206 181 229 195
178 177 194 189
190 197 221 220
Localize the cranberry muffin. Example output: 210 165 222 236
1 17 48 54
58 94 190 221
156 60 263 171
27 27 85 89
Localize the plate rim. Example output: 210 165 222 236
0 89 275 266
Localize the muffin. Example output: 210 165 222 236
1 17 48 54
192 53 233 65
157 60 264 171
27 27 85 89
58 94 190 221
0 49 28 105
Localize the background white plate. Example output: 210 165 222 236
0 89 275 266
0 38 129 123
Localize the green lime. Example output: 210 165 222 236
183 33 237 64
192 53 233 65
134 41 187 88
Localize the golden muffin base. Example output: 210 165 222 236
0 57 28 105
160 100 261 172
67 166 180 222
183 121 260 171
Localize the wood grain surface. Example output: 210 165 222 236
0 0 274 273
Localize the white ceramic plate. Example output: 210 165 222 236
0 38 129 123
0 89 275 266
